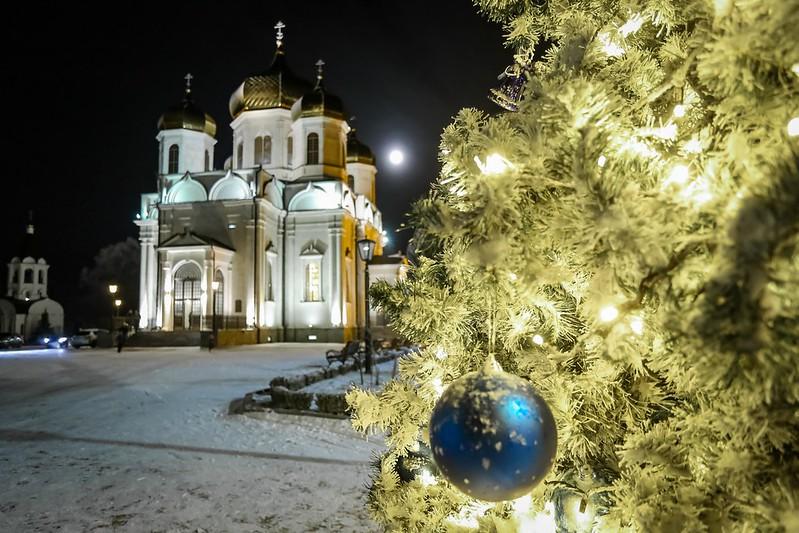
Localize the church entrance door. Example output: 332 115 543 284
173 263 202 331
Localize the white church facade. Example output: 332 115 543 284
0 216 65 339
136 23 404 343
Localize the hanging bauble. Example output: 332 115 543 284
429 357 557 501
394 442 438 483
489 63 528 112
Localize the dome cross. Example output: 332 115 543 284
275 21 285 46
315 59 325 83
184 73 193 95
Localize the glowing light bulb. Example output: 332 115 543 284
432 377 445 396
618 13 645 37
682 138 703 154
508 272 518 282
673 104 687 118
665 164 691 187
532 334 545 346
792 63 799 77
597 155 607 167
630 316 644 335
788 117 799 137
599 305 619 323
475 153 511 175
419 469 437 486
652 122 678 140
598 32 625 57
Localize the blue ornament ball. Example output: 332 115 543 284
429 366 557 501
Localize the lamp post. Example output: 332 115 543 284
357 238 376 374
108 284 118 331
211 280 220 347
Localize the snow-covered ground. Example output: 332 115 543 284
0 344 384 532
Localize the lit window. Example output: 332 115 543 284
307 133 319 165
168 144 179 173
287 136 293 166
304 261 321 301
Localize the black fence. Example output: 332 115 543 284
201 315 249 331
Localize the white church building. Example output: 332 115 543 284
0 215 65 339
136 23 404 343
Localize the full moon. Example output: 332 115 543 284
389 149 404 165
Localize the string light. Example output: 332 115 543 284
474 153 512 175
788 117 799 137
792 63 799 77
650 122 678 140
435 346 448 360
664 164 691 187
682 138 703 154
418 469 437 486
532 334 545 346
618 13 645 37
598 32 625 57
599 305 619 323
432 377 445 396
673 104 687 118
629 316 644 335
597 155 607 167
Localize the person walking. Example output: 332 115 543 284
116 324 128 353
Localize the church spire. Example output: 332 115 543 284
26 210 34 235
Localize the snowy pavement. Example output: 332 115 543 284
0 345 384 532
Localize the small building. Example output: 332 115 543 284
0 215 64 340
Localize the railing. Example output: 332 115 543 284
201 315 250 331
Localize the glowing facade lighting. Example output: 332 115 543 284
788 117 799 137
599 305 619 323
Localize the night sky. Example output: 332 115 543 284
2 1 510 322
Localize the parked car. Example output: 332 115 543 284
0 332 24 349
38 335 68 349
68 328 107 349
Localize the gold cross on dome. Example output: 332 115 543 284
315 59 325 79
274 21 285 44
184 73 193 93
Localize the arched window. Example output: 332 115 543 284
38 271 44 284
204 150 210 171
213 270 224 326
237 142 243 169
287 136 293 166
347 174 355 190
262 135 272 164
168 144 179 174
306 133 319 165
265 256 274 301
24 269 33 283
304 261 321 302
254 136 263 164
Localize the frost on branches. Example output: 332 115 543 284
347 0 799 531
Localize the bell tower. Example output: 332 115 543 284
7 212 49 301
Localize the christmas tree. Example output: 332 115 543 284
348 0 799 531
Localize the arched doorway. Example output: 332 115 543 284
173 263 202 331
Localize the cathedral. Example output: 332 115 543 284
136 23 403 343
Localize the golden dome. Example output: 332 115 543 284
158 75 216 137
291 59 346 121
347 129 375 165
229 45 314 118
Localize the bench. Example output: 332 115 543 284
325 340 362 366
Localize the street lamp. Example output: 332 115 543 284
211 280 220 346
109 284 119 330
357 238 376 374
